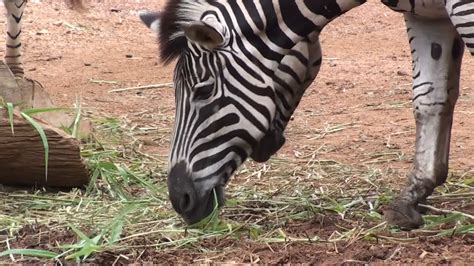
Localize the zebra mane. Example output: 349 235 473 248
159 0 214 64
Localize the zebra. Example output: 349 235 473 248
140 0 473 228
3 0 85 78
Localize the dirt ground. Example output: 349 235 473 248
2 0 473 264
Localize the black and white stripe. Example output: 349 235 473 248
4 0 27 77
167 0 363 177
446 0 474 53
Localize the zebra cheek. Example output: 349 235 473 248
250 129 286 162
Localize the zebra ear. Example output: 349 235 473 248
183 19 226 49
139 11 161 34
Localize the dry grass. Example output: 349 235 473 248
0 115 472 263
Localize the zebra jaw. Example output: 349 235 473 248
250 129 286 163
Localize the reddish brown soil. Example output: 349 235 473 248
95 237 474 264
3 0 473 264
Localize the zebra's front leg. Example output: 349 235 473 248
384 14 464 229
3 0 27 78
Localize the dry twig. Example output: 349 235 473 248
109 83 173 93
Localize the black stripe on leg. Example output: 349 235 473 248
7 30 21 40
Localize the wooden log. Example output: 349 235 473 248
0 110 89 188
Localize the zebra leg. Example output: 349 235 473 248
64 0 86 10
3 0 27 78
446 0 474 54
384 14 464 229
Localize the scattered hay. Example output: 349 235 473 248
0 116 472 263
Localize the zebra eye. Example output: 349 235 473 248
193 82 215 101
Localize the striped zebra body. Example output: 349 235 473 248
141 0 473 228
384 0 474 54
446 0 474 53
3 0 84 78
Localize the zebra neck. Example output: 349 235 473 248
273 0 366 37
252 37 323 162
218 0 365 53
252 0 365 162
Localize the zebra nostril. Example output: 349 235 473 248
180 192 194 213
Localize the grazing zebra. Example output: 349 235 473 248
3 0 84 78
140 0 472 228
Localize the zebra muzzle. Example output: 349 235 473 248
167 161 223 224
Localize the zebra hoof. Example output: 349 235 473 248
415 198 429 214
384 199 424 229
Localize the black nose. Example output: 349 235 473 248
167 161 223 224
168 161 197 214
179 191 193 213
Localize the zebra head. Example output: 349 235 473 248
140 0 364 224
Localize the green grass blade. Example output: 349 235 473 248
65 225 103 261
123 167 162 197
0 249 58 258
106 204 140 244
423 213 465 229
6 102 14 135
68 224 94 244
435 224 474 237
65 245 101 262
109 220 124 244
85 168 101 195
21 112 49 181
